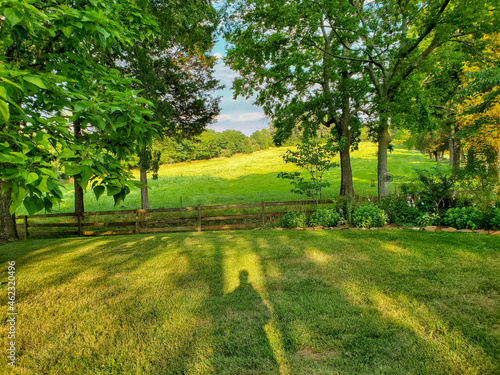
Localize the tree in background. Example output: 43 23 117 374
124 0 221 209
223 0 368 197
278 138 342 208
315 0 495 197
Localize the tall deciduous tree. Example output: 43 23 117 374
0 0 158 239
124 0 221 209
223 0 368 196
323 0 495 197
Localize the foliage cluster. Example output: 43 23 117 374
151 129 273 164
279 211 308 228
442 207 485 230
352 205 389 229
278 137 341 206
308 209 340 227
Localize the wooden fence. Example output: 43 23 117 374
15 199 338 239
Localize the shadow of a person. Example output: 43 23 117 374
212 270 278 373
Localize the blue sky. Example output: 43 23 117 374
208 39 269 136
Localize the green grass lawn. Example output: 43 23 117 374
49 142 441 213
1 230 498 374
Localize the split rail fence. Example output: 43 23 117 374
15 199 339 239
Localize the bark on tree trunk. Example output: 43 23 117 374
140 168 149 210
497 146 500 185
0 182 18 241
450 126 461 171
377 122 391 198
74 121 84 214
338 124 355 196
449 126 454 167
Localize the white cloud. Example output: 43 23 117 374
238 112 266 122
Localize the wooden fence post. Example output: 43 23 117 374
197 204 202 232
23 215 28 240
77 213 82 237
261 201 266 226
135 208 140 235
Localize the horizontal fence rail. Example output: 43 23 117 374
14 198 368 240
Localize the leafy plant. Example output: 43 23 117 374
277 137 341 208
379 196 421 225
352 205 388 228
280 211 308 228
415 166 456 213
416 213 441 227
309 209 340 227
442 207 484 230
486 208 500 230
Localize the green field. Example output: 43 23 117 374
52 142 440 213
0 230 498 374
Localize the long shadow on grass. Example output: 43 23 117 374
253 230 499 374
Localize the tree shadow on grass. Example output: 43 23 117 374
257 230 500 374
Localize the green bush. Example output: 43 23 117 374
309 209 340 227
416 213 441 227
379 196 421 225
352 205 388 228
280 211 308 228
487 208 500 230
442 207 484 230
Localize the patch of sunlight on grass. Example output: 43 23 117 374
382 241 411 255
223 238 264 294
342 281 497 374
264 320 292 375
305 248 338 265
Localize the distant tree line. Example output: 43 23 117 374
151 129 274 165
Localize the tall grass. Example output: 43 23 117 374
48 142 440 213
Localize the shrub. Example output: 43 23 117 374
416 213 441 227
280 211 308 228
309 209 340 227
442 207 484 230
352 205 388 228
487 208 500 230
401 166 455 213
379 196 421 225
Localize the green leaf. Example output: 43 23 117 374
0 86 7 99
106 184 122 196
10 185 27 215
4 8 23 27
24 76 47 89
26 172 39 185
61 26 73 37
59 148 75 159
36 176 49 193
64 164 82 176
0 99 9 123
94 185 105 201
38 167 58 179
78 165 93 189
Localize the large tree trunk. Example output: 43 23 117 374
74 121 84 214
450 125 461 171
497 146 500 185
140 168 149 210
377 123 391 198
338 118 355 196
449 126 454 167
0 182 18 242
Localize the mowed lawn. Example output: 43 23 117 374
51 142 439 213
0 230 498 374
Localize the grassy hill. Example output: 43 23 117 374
51 142 442 213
